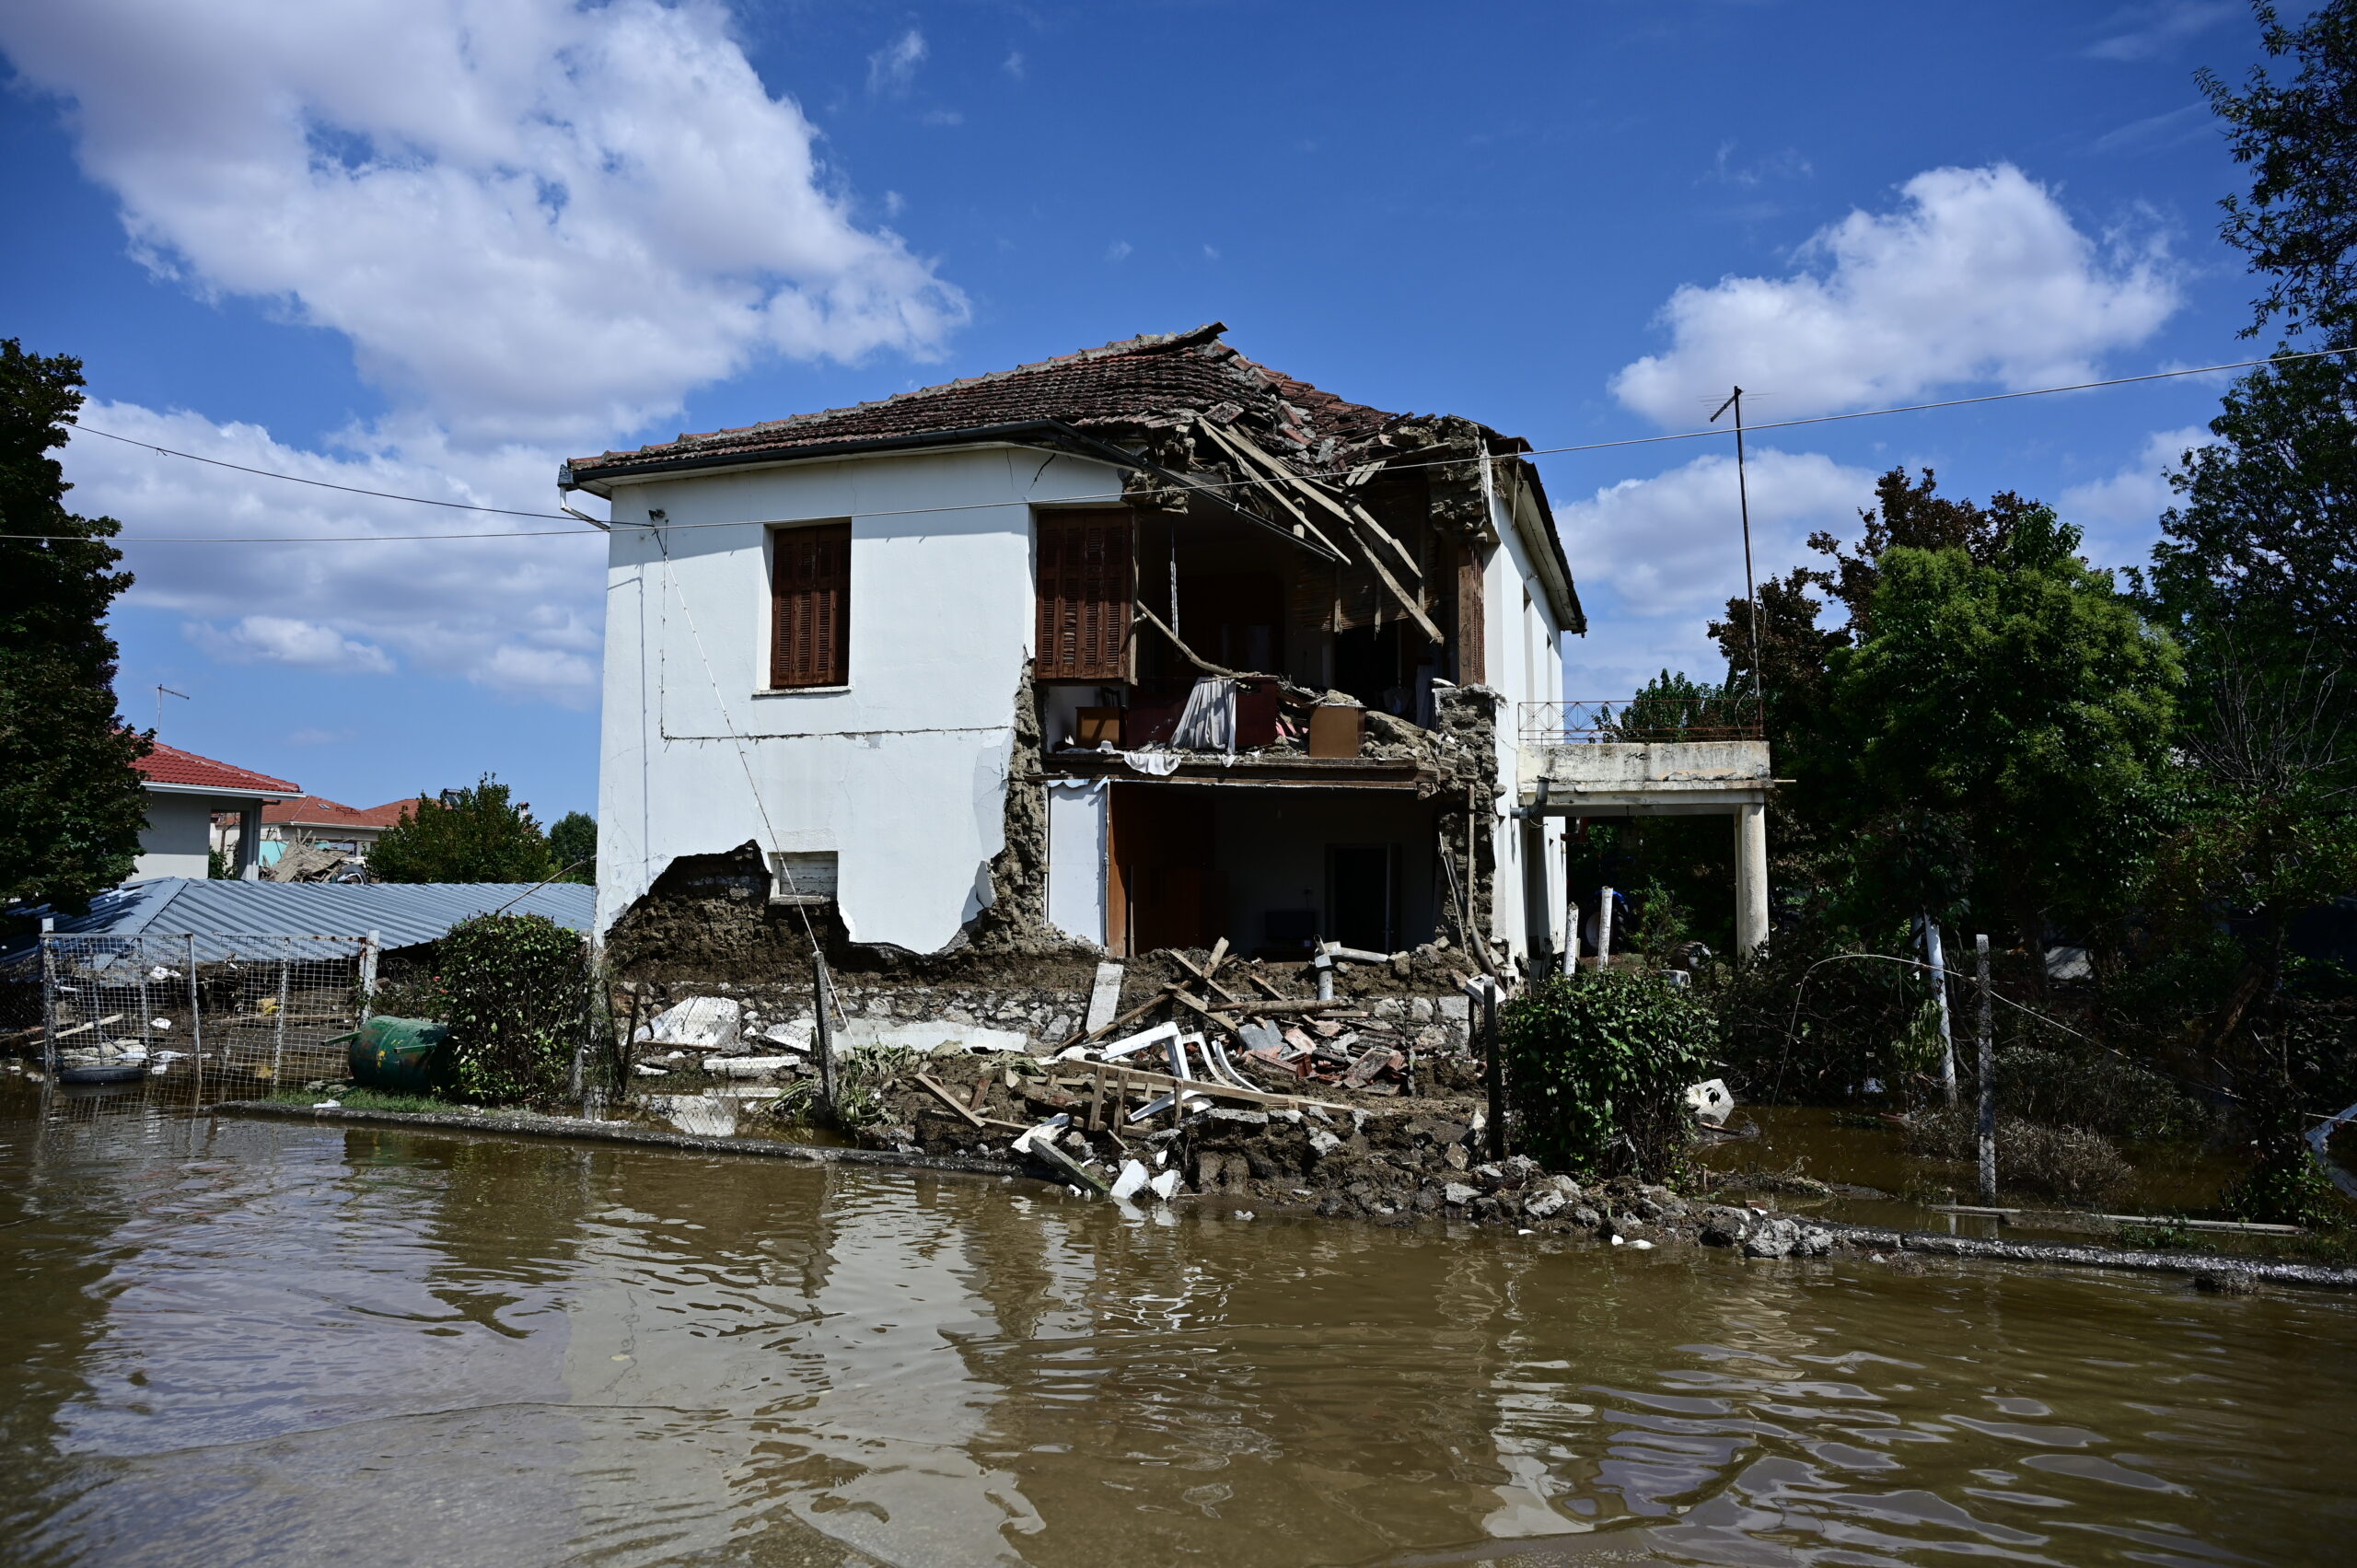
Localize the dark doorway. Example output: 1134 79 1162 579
1109 785 1221 955
1328 843 1397 954
1333 622 1407 713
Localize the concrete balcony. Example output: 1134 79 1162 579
1515 703 1775 955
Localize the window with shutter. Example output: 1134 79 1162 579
1035 510 1132 681
771 522 851 688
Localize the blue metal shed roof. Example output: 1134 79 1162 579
6 878 596 962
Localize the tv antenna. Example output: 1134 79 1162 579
154 684 189 731
1709 387 1766 717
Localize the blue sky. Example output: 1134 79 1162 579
0 1 2282 822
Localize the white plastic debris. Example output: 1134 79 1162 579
1110 1160 1151 1201
149 1018 172 1031
1629 1238 1655 1250
633 1063 669 1076
1149 1169 1182 1201
637 996 742 1052
1609 1234 1626 1247
1684 1077 1736 1127
312 1099 341 1109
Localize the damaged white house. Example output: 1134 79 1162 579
568 324 1760 974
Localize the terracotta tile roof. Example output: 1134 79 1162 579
136 740 298 796
261 795 415 830
567 323 1407 483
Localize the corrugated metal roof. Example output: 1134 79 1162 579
6 878 596 962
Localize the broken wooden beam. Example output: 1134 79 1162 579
913 1072 986 1128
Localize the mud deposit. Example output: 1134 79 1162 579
5 1103 2356 1566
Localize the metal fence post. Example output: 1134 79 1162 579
813 953 838 1118
1925 918 1956 1110
272 936 292 1086
187 934 204 1107
1975 934 1996 1205
359 930 380 1021
39 925 56 1076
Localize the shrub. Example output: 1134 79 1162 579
1995 1045 2216 1145
1502 970 1716 1179
435 912 597 1104
1907 1109 2134 1206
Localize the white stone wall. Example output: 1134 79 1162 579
594 445 1126 951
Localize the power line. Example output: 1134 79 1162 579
41 343 2353 547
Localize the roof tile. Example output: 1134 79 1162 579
137 741 299 796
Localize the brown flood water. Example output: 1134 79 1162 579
3 1103 2353 1568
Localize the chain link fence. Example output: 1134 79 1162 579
19 933 377 1124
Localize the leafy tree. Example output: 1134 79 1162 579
546 810 597 885
2200 0 2357 341
0 341 152 913
1827 506 2182 966
435 912 593 1104
368 774 554 884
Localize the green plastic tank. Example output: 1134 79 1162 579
344 1016 449 1094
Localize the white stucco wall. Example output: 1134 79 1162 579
594 446 1125 951
1479 460 1569 966
135 790 215 879
1045 781 1109 945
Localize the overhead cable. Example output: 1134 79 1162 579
40 344 2354 547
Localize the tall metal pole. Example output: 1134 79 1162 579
1711 387 1766 719
1975 934 1996 1205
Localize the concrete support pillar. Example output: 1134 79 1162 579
1734 801 1769 956
238 806 262 881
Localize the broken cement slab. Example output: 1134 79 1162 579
637 996 742 1052
835 1018 1031 1056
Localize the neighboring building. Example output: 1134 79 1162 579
4 877 595 963
134 741 298 881
565 323 1591 969
253 795 416 868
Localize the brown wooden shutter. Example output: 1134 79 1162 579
1035 510 1132 681
771 522 851 688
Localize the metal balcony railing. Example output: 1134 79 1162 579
1519 696 1763 745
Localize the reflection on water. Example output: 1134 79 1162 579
0 1102 2351 1567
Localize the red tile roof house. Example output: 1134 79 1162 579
134 740 298 881
255 796 414 866
563 324 1609 974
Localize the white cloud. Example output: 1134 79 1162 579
1106 240 1132 262
1610 165 2179 426
72 401 606 707
2085 2 2234 62
868 28 925 95
0 0 969 443
186 615 397 674
1003 51 1026 79
2060 424 2212 563
1559 447 1876 619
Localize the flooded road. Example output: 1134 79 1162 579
2 1105 2352 1567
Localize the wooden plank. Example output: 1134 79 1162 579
1169 950 1244 1006
1054 985 1175 1051
1203 997 1359 1015
52 1013 126 1041
1086 1063 1108 1132
968 1074 992 1113
913 1072 986 1128
1348 518 1446 645
1194 421 1346 559
1203 419 1424 585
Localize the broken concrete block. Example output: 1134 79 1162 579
704 1055 800 1079
837 1019 1029 1056
639 997 742 1052
1149 1169 1182 1201
1441 1181 1480 1207
1524 1188 1567 1221
1085 962 1125 1033
1306 1129 1344 1158
1111 1159 1150 1201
